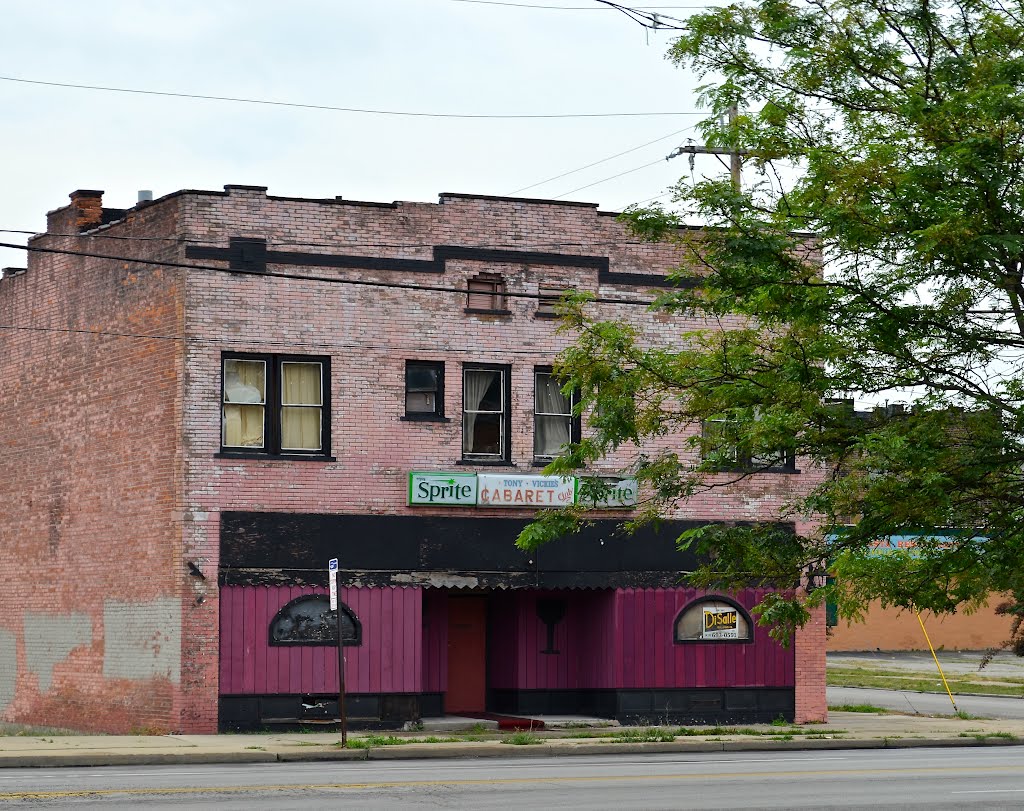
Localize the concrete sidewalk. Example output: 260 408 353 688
1 712 1023 768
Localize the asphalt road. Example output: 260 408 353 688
828 686 1024 718
2 748 1024 809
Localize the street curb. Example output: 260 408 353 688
2 736 1023 768
0 751 279 768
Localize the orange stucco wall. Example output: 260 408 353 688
827 596 1015 651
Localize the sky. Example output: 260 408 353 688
0 0 728 272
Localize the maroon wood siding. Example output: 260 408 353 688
613 588 794 688
219 585 423 695
487 588 793 691
422 590 448 693
489 590 618 690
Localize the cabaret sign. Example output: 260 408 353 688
477 474 574 508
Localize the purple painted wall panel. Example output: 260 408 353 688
219 585 423 695
487 592 518 690
613 588 794 689
489 590 618 691
422 590 448 693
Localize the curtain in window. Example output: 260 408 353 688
223 360 266 447
281 362 322 450
463 369 498 455
534 373 571 457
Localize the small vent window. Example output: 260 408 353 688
269 595 362 646
466 273 507 312
536 286 565 317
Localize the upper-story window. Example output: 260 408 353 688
404 360 446 420
701 414 795 472
462 363 511 462
536 286 565 318
466 273 508 313
221 353 330 456
534 368 579 460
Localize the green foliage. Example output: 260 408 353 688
343 735 408 749
518 0 1024 644
502 731 542 745
612 727 678 743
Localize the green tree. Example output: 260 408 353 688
518 0 1024 646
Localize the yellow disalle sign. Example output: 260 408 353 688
702 607 739 639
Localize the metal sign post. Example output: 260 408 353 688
329 558 347 747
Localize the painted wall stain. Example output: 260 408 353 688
23 613 93 692
0 629 15 713
103 598 182 683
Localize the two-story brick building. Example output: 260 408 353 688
0 185 826 733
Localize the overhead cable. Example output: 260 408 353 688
0 75 703 120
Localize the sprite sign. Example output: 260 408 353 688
408 472 478 506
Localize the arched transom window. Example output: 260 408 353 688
674 596 753 643
268 595 362 646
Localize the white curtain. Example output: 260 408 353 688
281 363 322 450
223 360 265 447
535 374 571 456
463 370 497 454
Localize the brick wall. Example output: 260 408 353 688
1 185 827 732
0 193 189 733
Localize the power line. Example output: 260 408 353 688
507 126 694 195
0 321 612 356
0 228 668 251
0 75 704 120
551 157 666 198
0 241 664 308
446 0 720 9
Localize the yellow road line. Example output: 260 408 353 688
3 764 1024 801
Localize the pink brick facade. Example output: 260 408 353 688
0 185 826 733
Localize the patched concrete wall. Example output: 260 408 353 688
22 613 92 692
0 629 15 713
103 598 181 683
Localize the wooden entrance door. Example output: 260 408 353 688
446 596 487 713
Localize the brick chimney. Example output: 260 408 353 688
69 189 104 231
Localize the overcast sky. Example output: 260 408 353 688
0 0 727 271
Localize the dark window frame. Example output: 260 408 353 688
403 360 448 422
219 351 332 459
465 272 511 315
701 416 797 473
268 594 362 647
460 362 513 464
533 366 581 462
535 286 566 319
673 595 755 645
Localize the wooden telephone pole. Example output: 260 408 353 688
666 104 746 190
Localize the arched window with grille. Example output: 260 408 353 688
268 594 362 646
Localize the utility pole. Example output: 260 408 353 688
666 104 747 190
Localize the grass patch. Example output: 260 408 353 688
828 666 1024 697
503 731 542 746
343 734 409 749
414 736 463 744
957 731 1018 741
829 703 889 714
612 728 676 743
675 726 729 737
565 731 607 739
